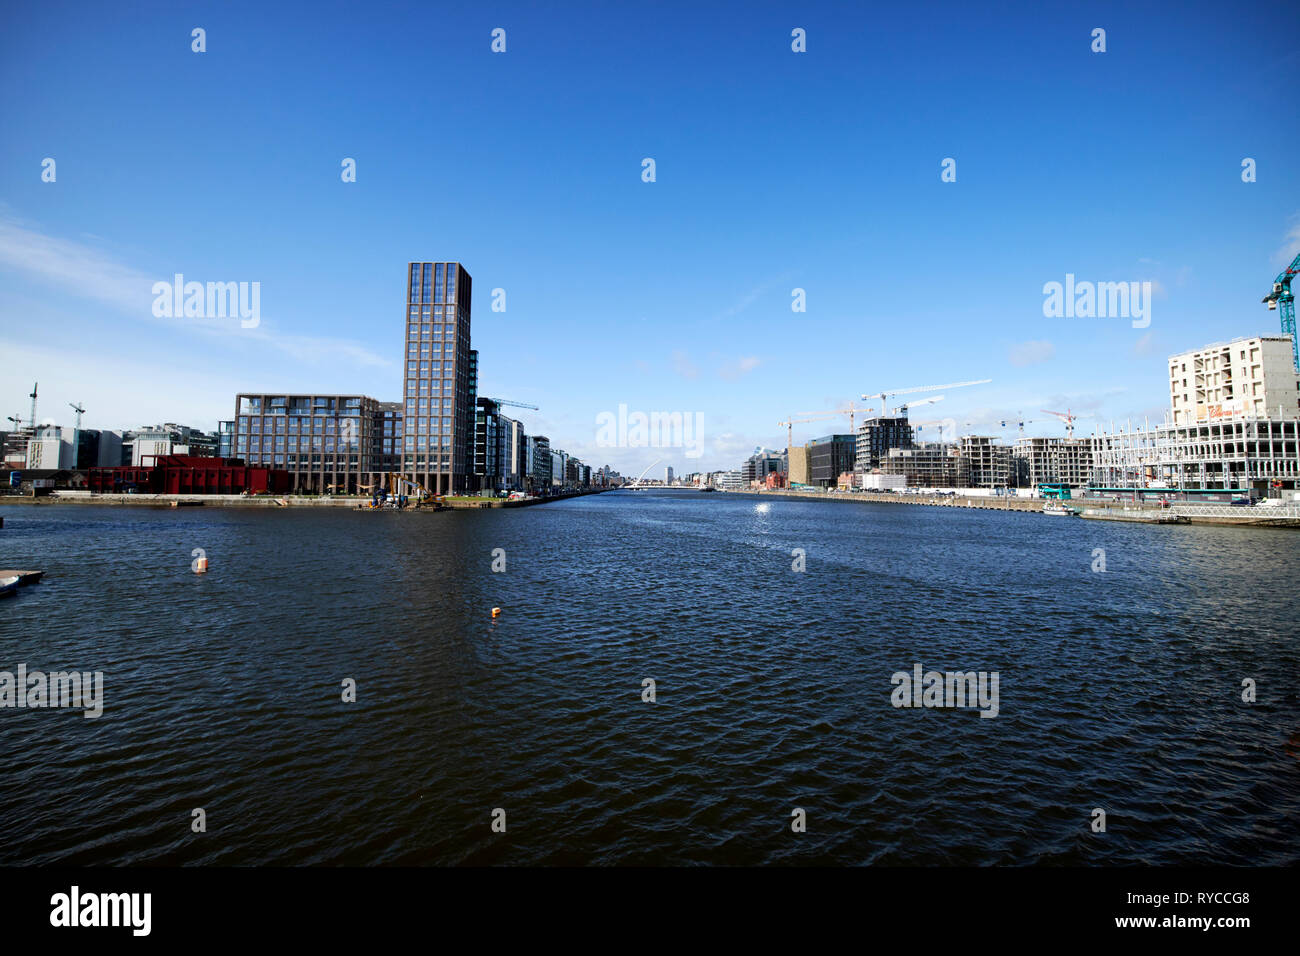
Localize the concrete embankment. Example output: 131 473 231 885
717 488 1299 528
0 492 363 508
0 489 610 510
726 487 1124 515
439 489 608 509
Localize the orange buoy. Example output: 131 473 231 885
193 557 208 574
491 607 501 618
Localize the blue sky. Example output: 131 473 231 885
2 0 1297 474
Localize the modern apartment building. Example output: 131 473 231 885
855 416 914 472
1089 332 1300 492
742 448 786 486
374 401 403 476
551 448 569 490
1169 335 1300 425
527 435 552 494
503 417 528 492
130 424 218 465
717 470 744 490
808 434 856 488
401 261 473 495
473 396 514 494
218 421 235 458
231 393 392 494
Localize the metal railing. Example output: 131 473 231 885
1169 503 1300 519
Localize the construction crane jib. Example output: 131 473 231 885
1262 252 1300 373
862 379 992 417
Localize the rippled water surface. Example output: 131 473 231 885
1 491 1297 865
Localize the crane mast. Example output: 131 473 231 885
1262 252 1300 373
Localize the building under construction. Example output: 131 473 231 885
1090 418 1300 492
854 416 913 472
881 442 967 487
1015 437 1094 488
960 436 1013 488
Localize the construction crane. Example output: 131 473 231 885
1040 408 1093 440
488 397 539 410
897 395 943 415
1263 251 1300 373
862 378 991 416
778 412 839 449
912 418 957 441
784 401 875 446
999 412 1036 440
69 402 85 465
28 383 38 428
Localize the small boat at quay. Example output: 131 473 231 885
1042 502 1079 517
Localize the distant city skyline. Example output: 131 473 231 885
2 1 1298 474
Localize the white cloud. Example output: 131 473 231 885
0 215 153 314
0 215 391 369
672 349 700 380
1008 340 1055 367
0 338 243 431
718 356 760 380
1275 215 1300 265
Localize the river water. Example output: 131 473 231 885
1 491 1296 865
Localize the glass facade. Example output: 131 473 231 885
403 262 472 494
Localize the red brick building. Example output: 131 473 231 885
87 455 290 495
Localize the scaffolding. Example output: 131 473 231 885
881 442 967 487
1014 437 1094 488
960 436 1012 488
1091 418 1300 490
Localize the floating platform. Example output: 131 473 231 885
0 570 44 585
1081 509 1188 524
